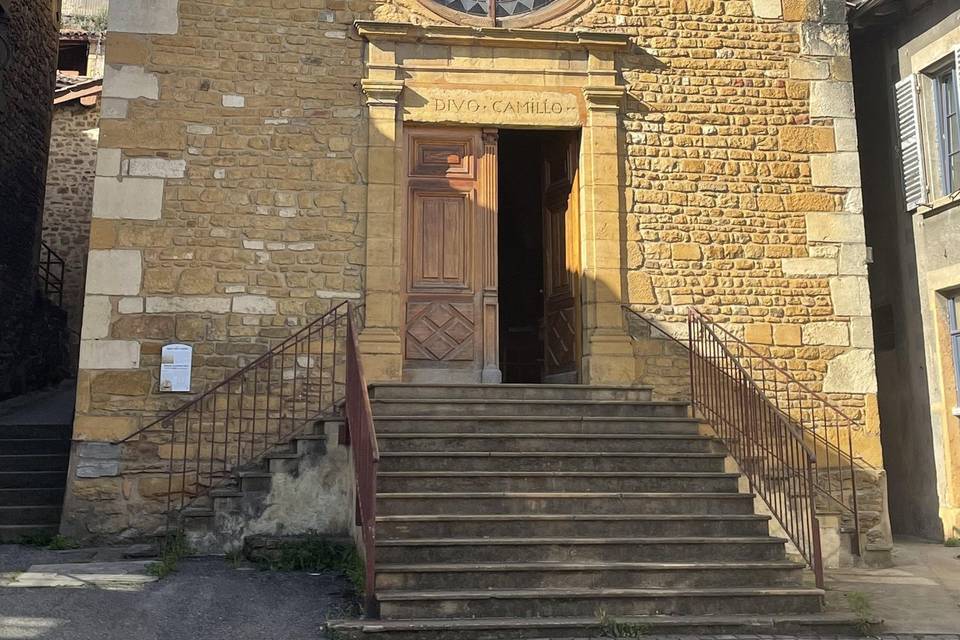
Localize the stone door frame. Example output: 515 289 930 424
355 21 635 385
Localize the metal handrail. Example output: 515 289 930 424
117 301 353 530
38 240 65 308
344 305 379 615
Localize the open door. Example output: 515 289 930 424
541 132 580 383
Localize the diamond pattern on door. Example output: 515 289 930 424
405 302 476 361
544 307 575 367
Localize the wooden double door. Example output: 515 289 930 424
402 126 580 383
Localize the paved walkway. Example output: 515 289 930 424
0 380 75 426
827 537 960 634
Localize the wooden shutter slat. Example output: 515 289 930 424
895 74 927 210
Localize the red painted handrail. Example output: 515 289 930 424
344 306 379 615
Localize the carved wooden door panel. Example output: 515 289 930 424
541 132 580 383
403 127 499 382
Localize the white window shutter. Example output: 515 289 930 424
895 74 927 210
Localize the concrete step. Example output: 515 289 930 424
375 514 773 539
0 424 72 439
376 587 824 619
0 523 60 542
378 451 726 473
376 433 719 454
369 384 654 402
373 415 700 435
376 537 788 564
377 492 757 516
371 399 689 418
0 453 70 471
0 438 71 455
377 471 740 494
0 487 65 506
0 470 67 489
0 504 62 526
326 613 867 638
375 560 806 591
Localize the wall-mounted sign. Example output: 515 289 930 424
160 344 193 392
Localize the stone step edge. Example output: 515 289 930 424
376 433 714 439
372 415 694 422
325 612 865 635
378 471 739 478
376 513 771 522
378 491 754 499
371 399 688 407
378 536 790 547
375 586 825 601
379 451 724 458
377 560 806 572
369 383 656 391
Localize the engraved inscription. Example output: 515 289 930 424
404 88 582 126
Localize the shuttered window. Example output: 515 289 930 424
895 75 928 210
934 57 960 195
946 296 960 407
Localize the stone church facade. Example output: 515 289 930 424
66 0 886 542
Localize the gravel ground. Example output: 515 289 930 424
0 546 354 640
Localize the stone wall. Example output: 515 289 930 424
0 0 62 398
66 0 886 544
43 99 101 338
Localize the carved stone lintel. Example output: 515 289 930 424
361 79 404 106
583 86 626 112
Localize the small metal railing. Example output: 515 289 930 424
38 241 64 308
119 301 353 524
344 305 379 615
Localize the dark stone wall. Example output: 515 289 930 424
0 0 63 398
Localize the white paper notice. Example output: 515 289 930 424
160 344 193 392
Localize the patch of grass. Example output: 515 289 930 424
596 608 651 638
14 533 80 550
146 532 190 579
944 536 960 547
225 549 244 569
845 591 877 635
258 535 364 595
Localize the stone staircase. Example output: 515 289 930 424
0 423 71 541
330 383 860 637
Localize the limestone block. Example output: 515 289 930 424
79 340 141 370
671 243 702 261
118 297 144 314
127 158 186 178
834 118 858 151
788 58 828 80
800 23 850 57
222 94 245 108
86 250 142 296
781 257 838 275
100 98 128 120
103 65 160 100
109 0 179 34
823 349 877 393
810 81 854 118
780 126 834 153
75 443 121 478
91 370 154 396
806 213 865 243
96 149 121 177
773 324 801 346
178 268 216 294
92 177 164 220
839 244 868 275
850 316 875 348
73 415 138 441
744 323 773 345
811 153 862 187
232 295 277 314
627 271 657 304
843 188 863 214
752 0 782 18
80 296 112 339
144 297 231 313
782 0 817 21
187 124 214 135
829 276 871 316
802 322 849 346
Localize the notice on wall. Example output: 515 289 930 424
160 344 193 392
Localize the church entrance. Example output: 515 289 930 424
400 126 581 384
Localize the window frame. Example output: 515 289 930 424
946 295 960 408
931 63 960 197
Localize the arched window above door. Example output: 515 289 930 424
421 0 592 28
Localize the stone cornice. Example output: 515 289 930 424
354 21 630 52
583 86 625 111
361 79 404 106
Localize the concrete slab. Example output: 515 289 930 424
827 538 960 633
8 561 157 589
